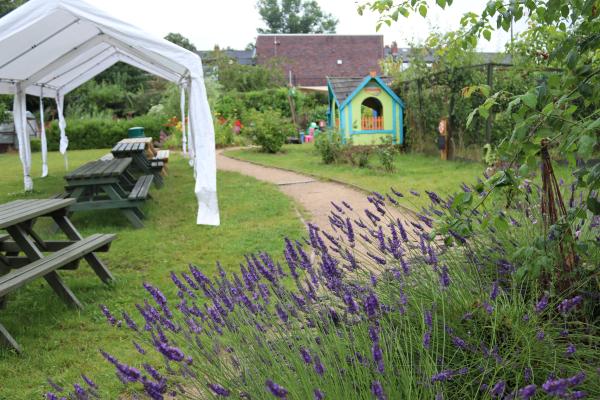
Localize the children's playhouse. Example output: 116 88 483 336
327 73 404 145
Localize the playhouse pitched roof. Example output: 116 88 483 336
328 76 394 105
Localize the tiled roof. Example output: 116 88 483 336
328 76 394 105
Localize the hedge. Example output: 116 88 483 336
46 114 171 150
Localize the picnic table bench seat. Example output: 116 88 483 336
99 153 114 161
0 233 115 298
128 175 153 201
154 149 169 161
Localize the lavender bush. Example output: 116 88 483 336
47 183 599 399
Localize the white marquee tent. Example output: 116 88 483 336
0 0 219 225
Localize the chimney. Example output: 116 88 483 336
369 70 377 78
391 41 398 56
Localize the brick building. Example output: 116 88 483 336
255 34 384 87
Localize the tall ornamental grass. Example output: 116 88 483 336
47 182 599 400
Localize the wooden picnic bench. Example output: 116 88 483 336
64 158 154 229
0 199 115 353
112 141 164 188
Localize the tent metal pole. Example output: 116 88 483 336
21 34 107 88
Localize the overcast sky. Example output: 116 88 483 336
85 0 527 52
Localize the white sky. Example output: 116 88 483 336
85 0 527 52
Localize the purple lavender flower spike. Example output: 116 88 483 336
314 355 325 376
45 393 61 400
314 388 324 400
410 190 420 197
372 342 384 373
534 294 549 313
47 379 64 393
276 304 289 323
565 343 576 357
423 330 431 349
518 384 536 399
524 367 532 383
542 377 569 397
391 187 404 197
343 291 359 314
371 380 386 400
300 347 312 364
81 375 97 390
156 342 185 362
208 383 230 397
490 380 506 397
100 304 118 326
557 295 583 314
571 391 587 399
266 379 288 398
490 281 499 301
439 265 450 288
567 372 586 386
73 383 87 400
363 292 380 318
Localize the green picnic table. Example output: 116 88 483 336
0 198 115 353
64 157 154 229
111 142 164 188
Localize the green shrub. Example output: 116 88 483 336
315 130 344 164
46 114 171 150
376 137 397 172
29 138 41 153
244 109 294 153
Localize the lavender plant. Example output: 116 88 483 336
47 183 599 400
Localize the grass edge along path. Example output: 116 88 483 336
224 145 485 211
0 150 305 399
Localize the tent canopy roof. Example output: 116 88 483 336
0 0 204 98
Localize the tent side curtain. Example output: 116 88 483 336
0 0 220 226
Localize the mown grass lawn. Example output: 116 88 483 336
0 150 304 399
226 144 574 210
226 144 484 209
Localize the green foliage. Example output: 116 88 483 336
376 137 397 172
244 109 295 153
0 0 27 18
257 0 338 33
45 115 170 150
214 121 250 148
216 87 326 127
314 130 344 163
210 49 285 92
164 32 197 52
363 0 600 218
29 138 41 153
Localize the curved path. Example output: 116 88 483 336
217 149 411 228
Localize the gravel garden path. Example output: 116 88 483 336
217 149 414 229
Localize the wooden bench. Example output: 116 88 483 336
99 153 114 161
128 175 153 201
155 150 169 162
0 234 115 298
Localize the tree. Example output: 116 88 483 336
164 32 197 52
0 0 27 18
257 0 338 33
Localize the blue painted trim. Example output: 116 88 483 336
399 106 404 144
347 104 352 142
340 75 406 110
326 78 340 108
351 130 395 135
339 76 371 109
392 101 397 144
340 107 346 144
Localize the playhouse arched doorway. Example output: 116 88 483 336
361 97 383 130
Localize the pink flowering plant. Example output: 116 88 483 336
47 181 598 399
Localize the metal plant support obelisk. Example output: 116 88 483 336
540 138 576 291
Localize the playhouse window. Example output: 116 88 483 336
361 97 383 130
